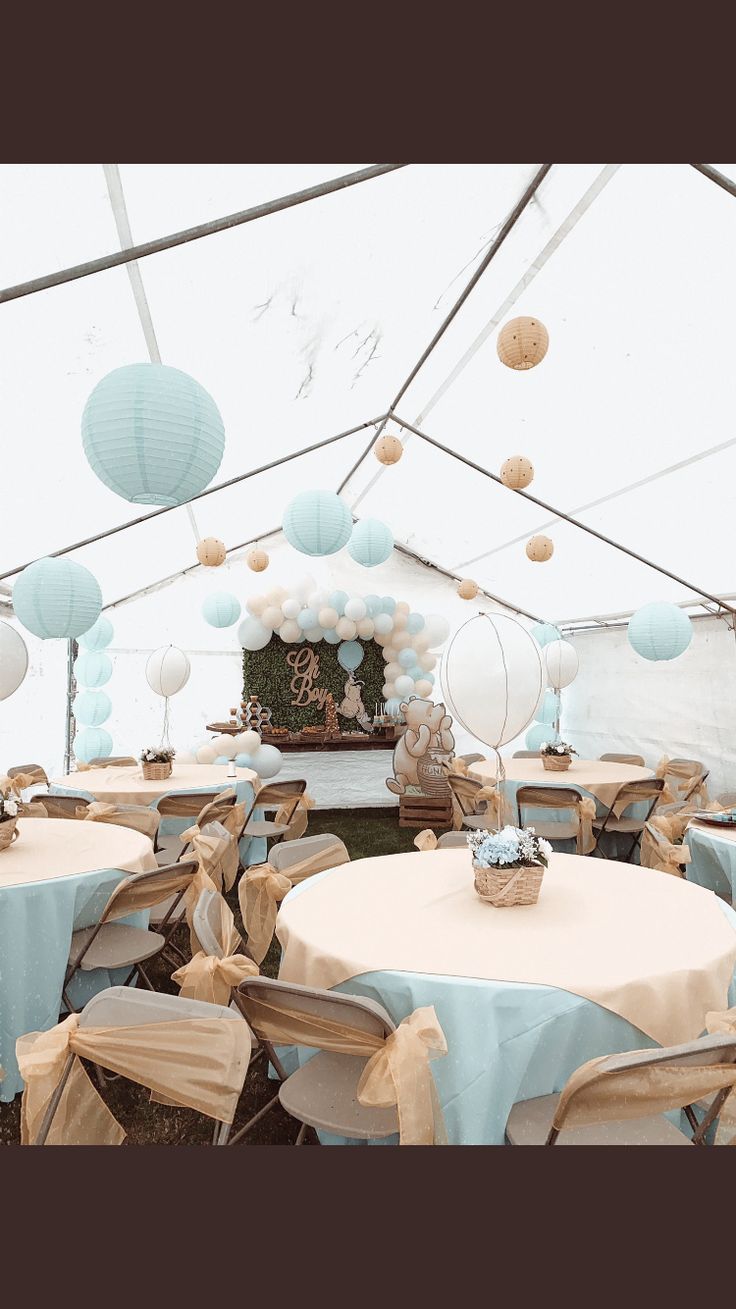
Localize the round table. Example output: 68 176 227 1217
0 818 157 1102
469 757 654 810
685 819 736 904
52 763 258 807
276 848 736 1144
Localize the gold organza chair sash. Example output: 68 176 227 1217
16 1011 250 1145
640 815 693 876
183 866 220 954
172 892 259 1005
553 1052 736 1134
239 839 348 964
705 1008 736 1143
274 791 314 839
656 756 710 807
242 997 448 1145
414 829 439 851
181 822 238 893
80 800 160 843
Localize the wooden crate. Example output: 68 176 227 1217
399 792 454 830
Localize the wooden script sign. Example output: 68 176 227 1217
286 647 329 710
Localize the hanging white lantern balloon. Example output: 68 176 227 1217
0 622 28 701
146 646 190 697
251 743 283 779
544 639 579 690
442 613 544 749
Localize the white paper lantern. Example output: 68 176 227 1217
196 744 217 764
281 598 302 620
146 646 190 698
233 730 261 755
250 743 283 779
0 622 28 701
544 639 579 690
442 613 544 748
423 615 450 649
344 598 367 622
357 617 375 639
318 606 339 630
238 618 272 651
336 617 357 640
212 733 238 760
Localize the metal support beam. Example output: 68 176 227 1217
0 165 407 305
392 412 736 617
391 539 544 623
63 639 78 773
690 163 736 201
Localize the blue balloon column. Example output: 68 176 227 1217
73 617 115 763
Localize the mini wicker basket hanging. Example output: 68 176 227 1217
246 548 269 572
196 537 226 567
500 455 534 489
457 579 479 600
497 317 549 371
374 434 403 465
526 535 554 562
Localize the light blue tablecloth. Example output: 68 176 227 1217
499 776 648 861
685 825 736 904
277 873 736 1145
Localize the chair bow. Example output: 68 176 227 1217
357 1006 448 1145
414 829 439 851
640 817 693 876
182 823 238 893
172 951 259 1006
576 797 598 855
80 802 118 820
238 864 293 964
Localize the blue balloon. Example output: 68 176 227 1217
234 753 253 768
406 613 425 634
380 596 396 615
422 672 435 687
328 590 349 616
214 755 230 764
407 665 424 683
525 723 559 750
323 628 341 644
398 648 416 668
364 595 382 617
337 640 364 672
297 607 318 631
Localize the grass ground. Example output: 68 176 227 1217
0 807 416 1146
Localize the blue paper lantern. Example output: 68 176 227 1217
82 363 225 508
72 690 112 727
322 628 341 644
78 615 114 651
537 689 560 726
530 622 561 648
347 518 393 567
13 557 102 640
74 651 113 688
627 603 693 662
297 607 318 631
337 640 364 672
282 490 353 556
525 722 559 750
74 727 113 763
202 592 241 629
398 648 416 669
407 613 425 635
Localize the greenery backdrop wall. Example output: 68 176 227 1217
242 636 386 731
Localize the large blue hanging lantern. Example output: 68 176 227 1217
347 518 393 567
13 558 102 640
81 363 225 507
627 602 693 662
282 490 353 556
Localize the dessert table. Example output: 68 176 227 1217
685 819 736 904
0 817 157 1102
275 848 736 1144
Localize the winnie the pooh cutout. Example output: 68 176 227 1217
386 697 455 796
338 670 373 732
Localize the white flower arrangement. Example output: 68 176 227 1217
467 825 552 869
140 746 176 764
540 740 577 757
0 772 31 821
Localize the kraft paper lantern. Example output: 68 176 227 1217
526 535 554 563
627 603 693 662
347 518 394 568
457 579 479 601
82 363 225 507
374 434 403 465
74 727 113 764
246 549 269 573
0 622 28 701
13 558 102 640
250 744 283 779
238 617 272 651
544 639 579 690
338 640 364 672
197 537 226 568
497 317 549 371
282 490 353 556
441 612 544 749
202 592 241 629
72 689 112 727
530 622 561 648
500 456 534 490
78 615 113 651
146 646 190 698
73 651 113 688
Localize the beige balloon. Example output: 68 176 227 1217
500 455 534 489
196 537 226 567
497 317 549 370
526 535 554 562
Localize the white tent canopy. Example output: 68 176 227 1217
2 162 736 790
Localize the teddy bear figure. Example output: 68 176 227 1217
386 697 455 795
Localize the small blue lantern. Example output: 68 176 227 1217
74 727 113 763
530 622 561 648
537 689 560 726
78 615 114 651
73 651 113 688
72 690 112 727
282 490 353 556
525 722 559 750
347 518 393 567
13 557 102 640
202 592 241 629
627 603 693 662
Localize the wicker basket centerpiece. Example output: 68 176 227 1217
140 747 175 781
0 816 18 850
0 772 31 851
467 825 552 908
540 740 577 773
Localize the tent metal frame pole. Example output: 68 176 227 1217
337 163 553 496
690 164 736 201
0 414 388 582
63 638 77 774
391 540 544 623
0 165 407 305
392 412 736 618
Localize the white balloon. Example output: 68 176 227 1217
308 590 328 611
281 597 301 620
392 611 408 631
251 743 283 778
544 639 579 690
146 645 190 697
394 674 416 697
415 679 433 698
238 617 272 651
373 613 393 636
233 730 261 755
344 598 367 621
261 605 284 631
279 619 302 643
418 652 437 672
384 661 402 680
442 613 543 748
246 595 268 617
196 744 217 764
318 606 339 630
336 617 357 640
212 733 238 760
0 621 28 701
305 626 324 642
424 614 451 648
357 617 374 639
